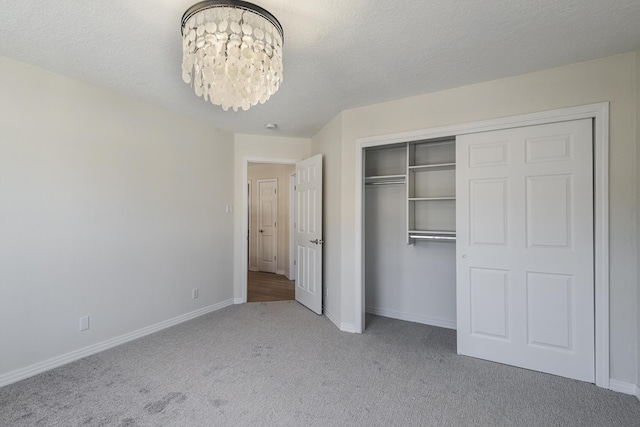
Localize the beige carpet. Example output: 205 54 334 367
1 301 639 426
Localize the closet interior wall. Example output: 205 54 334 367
364 140 457 329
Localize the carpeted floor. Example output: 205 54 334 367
1 301 639 426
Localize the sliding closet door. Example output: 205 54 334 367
456 119 594 382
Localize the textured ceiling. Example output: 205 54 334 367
0 0 639 138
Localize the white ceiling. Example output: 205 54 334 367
0 0 639 138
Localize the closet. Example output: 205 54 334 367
360 111 601 384
364 137 457 329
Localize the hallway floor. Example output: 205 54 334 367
247 271 294 302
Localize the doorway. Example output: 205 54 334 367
247 162 295 302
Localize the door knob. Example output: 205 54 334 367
259 230 264 233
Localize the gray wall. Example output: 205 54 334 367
310 114 343 325
0 56 235 377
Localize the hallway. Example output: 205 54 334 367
247 271 294 302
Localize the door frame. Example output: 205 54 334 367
247 180 252 269
289 173 296 280
256 178 278 273
354 102 610 388
241 157 301 303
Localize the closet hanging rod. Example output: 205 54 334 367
365 181 405 186
410 235 456 240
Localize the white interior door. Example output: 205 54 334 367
295 154 323 314
456 119 594 382
257 179 277 273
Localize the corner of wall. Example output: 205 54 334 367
635 49 640 393
310 113 344 326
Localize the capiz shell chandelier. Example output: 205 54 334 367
181 0 284 112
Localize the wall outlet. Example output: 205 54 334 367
192 288 199 299
79 316 90 331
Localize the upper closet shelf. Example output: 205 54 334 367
408 162 456 171
365 174 406 185
409 197 456 201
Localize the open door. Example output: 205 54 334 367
294 154 323 314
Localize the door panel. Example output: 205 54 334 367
469 179 508 246
457 119 594 382
470 268 509 340
526 175 571 248
295 154 323 314
526 272 573 350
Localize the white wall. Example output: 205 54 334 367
0 56 235 378
310 114 343 326
329 52 638 384
233 135 310 301
248 163 295 276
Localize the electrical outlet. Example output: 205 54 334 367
79 316 90 331
192 288 199 299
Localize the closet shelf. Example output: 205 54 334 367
408 163 456 171
409 230 457 241
409 230 456 235
410 235 456 241
365 174 406 185
413 139 455 148
409 197 456 201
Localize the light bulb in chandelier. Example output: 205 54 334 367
181 1 284 112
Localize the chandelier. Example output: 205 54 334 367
181 1 284 112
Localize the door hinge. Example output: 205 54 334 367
274 189 277 194
274 222 276 227
294 260 296 266
274 255 277 261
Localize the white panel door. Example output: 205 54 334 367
257 179 277 273
456 119 594 382
295 154 323 314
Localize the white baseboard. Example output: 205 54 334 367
609 379 640 400
234 297 244 304
323 307 340 330
339 322 358 333
276 269 286 276
0 299 234 388
323 307 358 333
366 306 457 330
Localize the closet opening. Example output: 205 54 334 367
363 138 458 330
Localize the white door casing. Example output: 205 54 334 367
289 173 296 280
257 179 277 273
295 154 323 314
456 119 594 382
